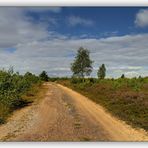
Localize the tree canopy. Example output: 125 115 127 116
121 74 125 78
71 47 93 78
39 71 48 81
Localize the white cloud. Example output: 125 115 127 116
0 8 148 78
100 31 118 37
0 8 51 48
135 9 148 27
124 71 139 78
68 16 94 27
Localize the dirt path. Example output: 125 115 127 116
0 82 147 141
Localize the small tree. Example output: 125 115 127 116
97 64 106 79
138 75 142 79
39 71 48 81
71 47 93 78
24 72 33 77
121 74 125 79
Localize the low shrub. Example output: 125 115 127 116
0 68 40 124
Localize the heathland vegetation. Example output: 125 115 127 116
0 67 48 124
58 47 148 131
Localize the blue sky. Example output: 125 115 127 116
0 7 148 77
26 7 148 37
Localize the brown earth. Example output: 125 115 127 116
0 82 147 141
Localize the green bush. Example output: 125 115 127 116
0 68 40 124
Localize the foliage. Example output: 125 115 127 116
39 71 48 81
0 68 40 124
121 74 125 78
48 77 69 82
97 64 106 79
71 47 93 78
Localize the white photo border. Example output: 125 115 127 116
0 0 147 6
0 1 147 148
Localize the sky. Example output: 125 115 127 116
0 7 148 78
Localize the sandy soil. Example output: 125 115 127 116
0 82 147 141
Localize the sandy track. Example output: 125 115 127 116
0 82 147 141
